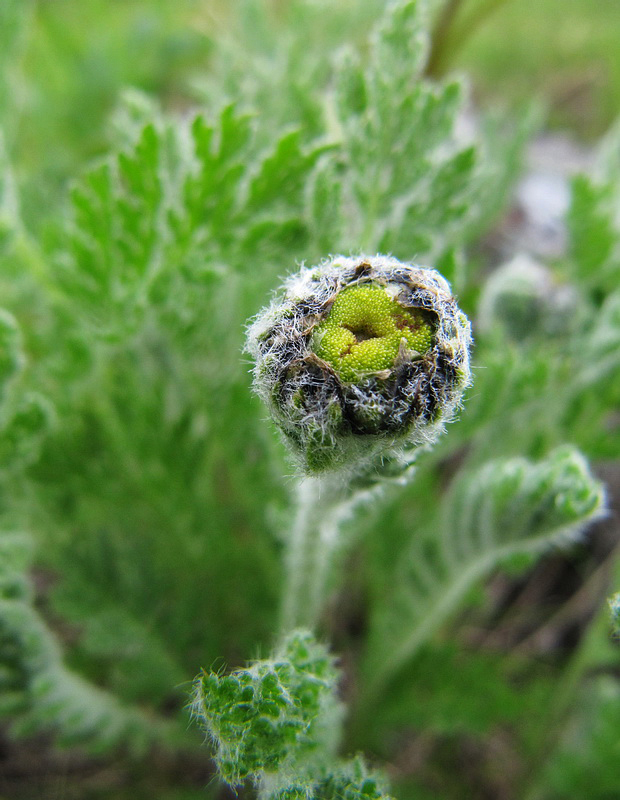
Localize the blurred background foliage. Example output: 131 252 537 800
6 0 620 226
427 0 620 137
0 1 619 799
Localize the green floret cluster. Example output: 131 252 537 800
313 284 433 382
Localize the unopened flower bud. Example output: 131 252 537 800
477 253 579 341
247 256 471 473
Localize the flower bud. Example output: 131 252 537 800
247 256 471 473
477 254 580 342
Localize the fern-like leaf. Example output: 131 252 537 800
363 447 604 701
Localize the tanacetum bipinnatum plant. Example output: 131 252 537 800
1 0 620 798
193 256 470 796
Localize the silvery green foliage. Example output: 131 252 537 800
0 0 617 796
0 593 185 752
577 291 620 390
0 1 32 145
0 309 24 396
0 132 20 251
60 109 330 342
193 630 392 800
201 0 525 268
0 310 53 470
333 2 474 258
0 310 185 751
568 121 620 300
247 255 471 473
362 447 604 700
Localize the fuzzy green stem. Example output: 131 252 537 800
280 475 349 633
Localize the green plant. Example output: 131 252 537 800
1 1 620 799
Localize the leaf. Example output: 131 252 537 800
240 130 333 263
192 630 343 784
1 599 186 753
332 1 499 259
0 392 54 468
64 122 165 336
0 131 21 251
267 756 395 800
193 630 393 800
568 175 618 293
306 157 345 256
0 532 33 602
61 103 331 342
362 447 604 700
0 536 188 753
372 0 430 83
181 106 254 245
0 309 24 400
0 0 32 137
576 291 620 388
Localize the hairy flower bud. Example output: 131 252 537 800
247 256 471 473
477 254 579 341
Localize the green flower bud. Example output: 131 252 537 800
247 256 471 473
477 254 579 341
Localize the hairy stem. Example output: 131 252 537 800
280 475 349 632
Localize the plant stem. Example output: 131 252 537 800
280 474 348 633
426 0 512 78
426 0 466 78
